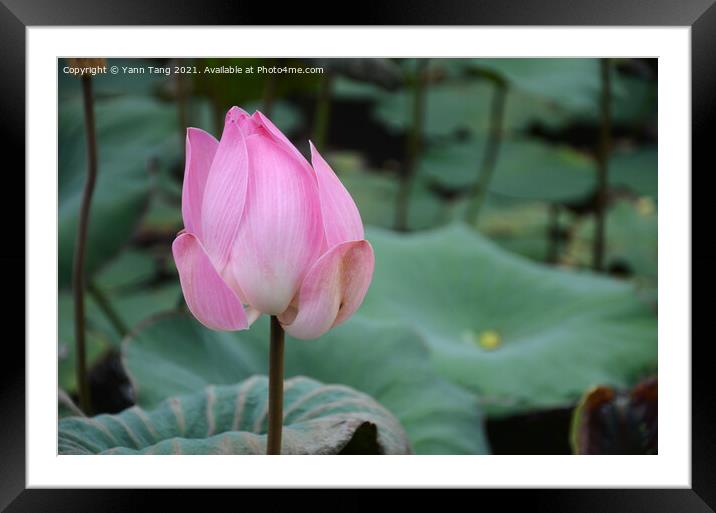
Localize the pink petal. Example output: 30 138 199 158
310 142 365 247
230 134 324 315
181 128 218 238
281 240 374 340
200 107 250 270
253 111 313 173
172 232 248 331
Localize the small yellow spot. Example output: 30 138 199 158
479 330 501 350
461 329 502 350
636 197 655 217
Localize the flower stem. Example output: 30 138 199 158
267 315 285 455
593 58 612 271
465 80 507 225
72 74 98 415
394 59 429 232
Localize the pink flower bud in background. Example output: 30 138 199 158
172 107 375 340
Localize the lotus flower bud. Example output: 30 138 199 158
172 107 374 339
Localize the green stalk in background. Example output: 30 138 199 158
593 58 613 271
266 316 285 455
312 71 334 149
394 59 429 232
71 61 102 414
465 78 508 225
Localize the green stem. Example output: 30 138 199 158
593 58 612 271
267 316 285 455
312 72 334 148
72 74 98 415
394 59 429 232
465 80 507 225
87 281 129 337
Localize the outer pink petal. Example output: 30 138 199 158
181 128 218 238
230 134 324 315
281 240 374 340
200 107 249 270
253 111 313 173
310 142 365 247
172 232 248 331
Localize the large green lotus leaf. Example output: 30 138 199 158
122 314 489 455
115 284 182 328
469 59 605 114
93 250 157 293
59 389 85 419
489 139 596 202
609 147 658 199
59 376 411 455
470 60 654 129
358 224 657 417
373 80 491 138
564 199 657 299
373 80 569 139
419 138 596 202
58 96 180 288
418 140 485 189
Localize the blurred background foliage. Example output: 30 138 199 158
58 57 658 455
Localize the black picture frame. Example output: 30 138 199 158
2 0 708 510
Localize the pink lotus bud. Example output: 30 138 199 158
172 107 374 339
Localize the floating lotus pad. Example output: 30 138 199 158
59 376 411 455
373 80 570 138
122 314 489 455
358 224 657 417
468 59 604 113
419 138 596 202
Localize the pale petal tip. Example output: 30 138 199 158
225 106 249 124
